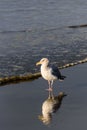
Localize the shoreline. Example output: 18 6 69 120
0 58 87 86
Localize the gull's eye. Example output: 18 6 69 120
42 59 44 62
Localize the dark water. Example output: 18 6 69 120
0 0 87 77
0 63 87 130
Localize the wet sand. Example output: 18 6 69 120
0 63 87 130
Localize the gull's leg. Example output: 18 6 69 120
46 81 53 92
50 80 54 97
48 80 53 91
50 80 53 89
48 91 51 99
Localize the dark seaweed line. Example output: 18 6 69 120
0 72 41 86
68 24 87 28
0 30 31 34
1 23 87 34
0 58 87 86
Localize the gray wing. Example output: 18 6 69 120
50 65 62 79
50 65 66 80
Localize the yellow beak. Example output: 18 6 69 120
36 61 41 66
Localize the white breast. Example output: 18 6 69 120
41 65 57 81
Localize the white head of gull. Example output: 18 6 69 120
36 58 66 91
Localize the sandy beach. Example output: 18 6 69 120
0 62 87 130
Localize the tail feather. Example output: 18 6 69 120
59 75 66 80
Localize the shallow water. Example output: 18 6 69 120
0 63 87 130
0 0 87 77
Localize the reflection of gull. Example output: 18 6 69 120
36 58 66 91
38 92 66 125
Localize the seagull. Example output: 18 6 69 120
36 58 66 91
